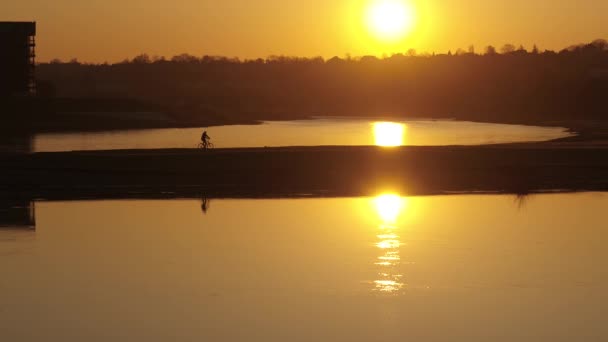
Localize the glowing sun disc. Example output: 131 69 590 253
366 0 415 41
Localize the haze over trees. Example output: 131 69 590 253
36 39 608 125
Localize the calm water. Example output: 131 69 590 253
1 193 607 341
31 118 571 152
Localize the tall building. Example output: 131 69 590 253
0 22 36 96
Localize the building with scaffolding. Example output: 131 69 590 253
0 22 36 96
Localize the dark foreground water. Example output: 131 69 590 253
1 193 606 341
29 118 571 152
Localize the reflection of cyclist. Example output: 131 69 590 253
201 130 211 149
201 198 210 214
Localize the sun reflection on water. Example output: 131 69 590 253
374 194 404 222
372 193 407 293
373 122 406 147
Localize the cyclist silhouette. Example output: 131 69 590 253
201 130 211 149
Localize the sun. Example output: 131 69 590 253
365 0 415 41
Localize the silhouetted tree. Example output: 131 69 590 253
132 54 151 64
171 54 199 63
501 44 516 54
34 38 608 126
532 44 539 54
591 39 608 50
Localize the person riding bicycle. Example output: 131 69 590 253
201 130 211 148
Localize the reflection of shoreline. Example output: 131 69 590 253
372 194 405 294
0 200 36 230
0 135 33 153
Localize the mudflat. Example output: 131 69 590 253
2 143 608 201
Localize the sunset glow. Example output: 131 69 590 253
373 122 405 147
373 193 405 293
374 194 405 223
365 0 415 42
3 1 607 62
1 0 607 337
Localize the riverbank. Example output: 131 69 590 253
1 97 265 134
2 143 607 201
3 95 605 135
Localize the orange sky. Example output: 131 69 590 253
3 0 607 63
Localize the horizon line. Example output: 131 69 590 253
37 38 607 65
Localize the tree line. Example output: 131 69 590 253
36 39 608 125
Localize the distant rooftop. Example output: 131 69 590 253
0 22 36 36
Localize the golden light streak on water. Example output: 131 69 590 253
372 193 407 293
373 122 406 147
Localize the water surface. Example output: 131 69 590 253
1 193 606 341
32 118 571 152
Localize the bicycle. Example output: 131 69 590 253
197 141 215 150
